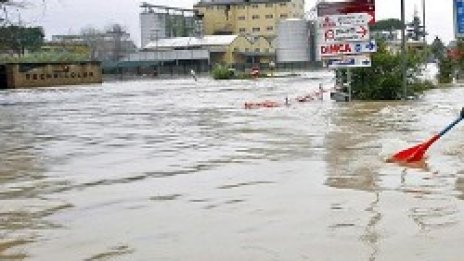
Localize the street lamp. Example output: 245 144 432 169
401 0 407 99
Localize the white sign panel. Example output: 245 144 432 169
319 40 377 57
325 55 372 68
319 25 370 43
318 13 371 28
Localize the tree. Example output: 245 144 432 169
347 41 434 100
80 26 104 61
438 57 454 84
370 19 403 32
105 24 130 62
0 25 44 55
370 19 403 41
430 36 445 61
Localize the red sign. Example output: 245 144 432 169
319 40 377 57
321 43 353 56
317 0 376 25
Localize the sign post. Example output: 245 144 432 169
347 69 352 102
316 0 376 102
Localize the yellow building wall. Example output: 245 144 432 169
195 0 305 37
196 6 231 35
250 37 274 53
222 36 274 64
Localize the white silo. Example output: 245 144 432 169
140 11 167 49
276 19 310 62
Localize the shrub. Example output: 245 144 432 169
346 41 436 100
211 64 234 80
437 58 454 84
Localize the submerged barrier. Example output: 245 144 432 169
244 88 332 109
244 100 282 109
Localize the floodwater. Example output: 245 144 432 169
1 72 464 261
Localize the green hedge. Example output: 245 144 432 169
0 51 89 63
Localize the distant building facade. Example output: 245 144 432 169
193 0 305 38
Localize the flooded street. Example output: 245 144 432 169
1 73 464 260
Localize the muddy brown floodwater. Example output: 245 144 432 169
1 72 464 260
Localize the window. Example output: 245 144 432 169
265 48 269 53
206 6 214 10
237 5 245 9
252 14 260 19
265 14 273 19
251 4 259 8
238 16 246 20
255 48 260 52
252 27 260 32
245 48 249 52
234 47 239 52
266 26 273 31
265 3 273 7
279 3 287 6
280 14 288 19
239 28 246 33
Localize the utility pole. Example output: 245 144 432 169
401 0 407 99
422 0 426 45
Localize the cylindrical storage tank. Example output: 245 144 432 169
276 19 310 62
140 12 167 49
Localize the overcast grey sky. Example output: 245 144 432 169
14 0 455 47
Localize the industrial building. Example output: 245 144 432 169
131 1 317 75
191 0 313 67
120 34 275 74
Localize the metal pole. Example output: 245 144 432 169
401 0 407 99
422 0 426 45
347 68 352 102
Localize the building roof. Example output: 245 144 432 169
144 35 238 49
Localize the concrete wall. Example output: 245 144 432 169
5 62 102 89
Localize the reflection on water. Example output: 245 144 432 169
1 76 464 260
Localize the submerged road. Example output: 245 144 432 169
1 72 464 260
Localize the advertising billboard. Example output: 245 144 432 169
455 0 464 38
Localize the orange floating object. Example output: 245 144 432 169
388 114 463 164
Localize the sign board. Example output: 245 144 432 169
318 13 370 28
325 55 372 68
317 1 375 25
455 0 464 38
319 40 377 57
319 25 369 43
